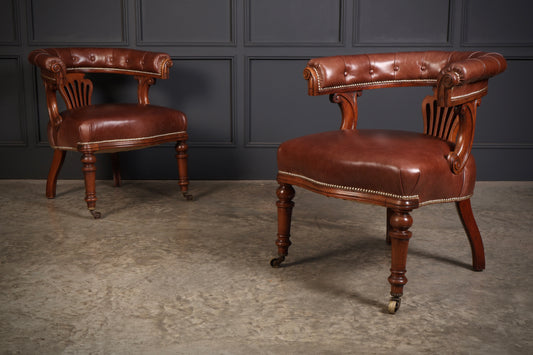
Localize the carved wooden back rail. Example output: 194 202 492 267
29 48 173 126
303 51 506 175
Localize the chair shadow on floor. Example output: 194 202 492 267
277 232 475 312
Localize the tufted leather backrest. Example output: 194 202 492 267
304 51 506 105
28 48 172 79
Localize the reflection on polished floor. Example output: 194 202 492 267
1 180 532 354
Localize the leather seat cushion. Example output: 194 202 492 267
277 129 476 205
49 103 186 150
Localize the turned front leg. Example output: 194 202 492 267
175 140 192 201
387 208 413 313
386 207 393 244
81 150 100 219
271 183 295 267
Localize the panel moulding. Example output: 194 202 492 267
28 0 128 45
353 0 453 47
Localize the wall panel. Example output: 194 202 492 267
0 57 25 145
137 0 234 45
158 58 234 146
355 0 451 45
0 0 532 180
474 60 533 145
0 0 18 44
462 0 533 46
29 0 127 45
247 58 338 146
245 0 343 45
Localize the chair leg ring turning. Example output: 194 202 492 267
387 209 413 314
271 183 295 268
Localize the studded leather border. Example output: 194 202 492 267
311 66 437 93
278 170 472 206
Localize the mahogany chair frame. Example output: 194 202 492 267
29 48 191 218
270 51 506 313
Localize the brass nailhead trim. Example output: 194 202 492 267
278 170 473 206
77 131 186 146
51 131 186 150
418 195 472 206
67 67 161 77
312 66 437 92
450 87 487 101
50 145 76 151
278 170 419 200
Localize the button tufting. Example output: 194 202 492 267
90 55 95 61
393 66 399 71
369 69 374 74
344 71 348 76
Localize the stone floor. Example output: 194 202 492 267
0 180 532 354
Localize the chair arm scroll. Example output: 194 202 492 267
437 52 506 106
28 49 67 79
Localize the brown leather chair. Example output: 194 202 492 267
270 51 506 313
29 48 191 218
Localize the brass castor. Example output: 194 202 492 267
270 256 285 268
388 298 401 314
183 192 194 201
89 210 101 219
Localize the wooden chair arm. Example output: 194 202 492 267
28 48 67 78
29 48 175 108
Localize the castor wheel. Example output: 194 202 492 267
388 298 401 314
270 256 285 268
182 192 194 201
89 210 101 219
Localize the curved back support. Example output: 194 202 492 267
304 51 506 106
28 48 172 79
29 48 174 125
303 51 506 175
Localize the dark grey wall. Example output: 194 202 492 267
1 0 532 180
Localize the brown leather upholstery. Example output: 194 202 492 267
29 48 191 218
271 51 506 313
305 51 506 106
28 47 171 79
278 129 476 206
50 104 187 152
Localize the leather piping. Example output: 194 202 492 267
50 145 77 151
66 67 162 77
450 87 488 101
278 170 419 200
51 131 185 151
278 170 472 206
77 131 186 145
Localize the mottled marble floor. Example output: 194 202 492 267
0 180 532 354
